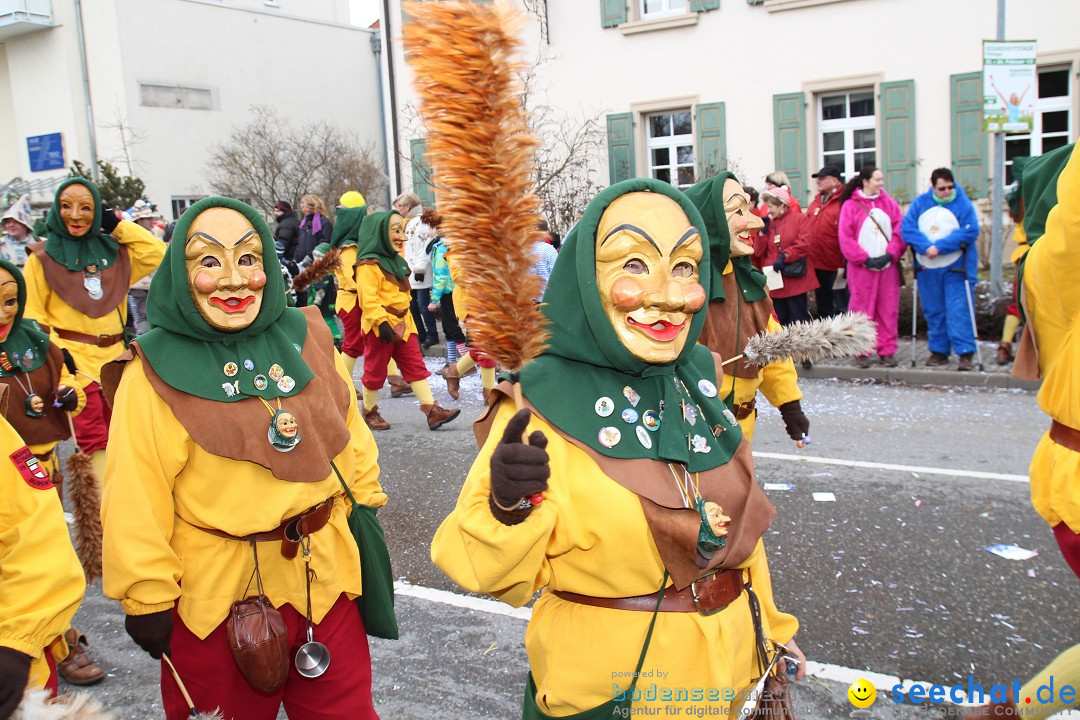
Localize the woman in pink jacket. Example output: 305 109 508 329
837 167 906 367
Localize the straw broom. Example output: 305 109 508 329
404 0 548 406
722 312 878 367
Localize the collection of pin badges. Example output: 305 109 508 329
593 378 732 452
221 359 295 396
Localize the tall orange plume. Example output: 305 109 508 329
404 0 548 375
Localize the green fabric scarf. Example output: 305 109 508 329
43 178 119 272
932 190 957 206
1022 143 1073 246
355 210 409 279
520 179 742 472
1006 156 1031 218
0 259 49 375
330 206 366 249
684 172 767 303
138 197 313 402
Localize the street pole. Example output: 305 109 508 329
989 0 1006 300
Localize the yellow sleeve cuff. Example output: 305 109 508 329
121 599 176 616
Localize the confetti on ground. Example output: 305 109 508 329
482 642 497 656
813 492 836 502
986 544 1039 561
763 482 794 491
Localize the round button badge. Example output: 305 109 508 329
595 397 614 417
598 426 621 448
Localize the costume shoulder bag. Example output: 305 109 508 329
332 461 399 639
521 573 668 720
743 581 798 720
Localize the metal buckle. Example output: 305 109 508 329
690 573 726 616
97 333 114 346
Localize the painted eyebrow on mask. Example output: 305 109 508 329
601 223 660 252
188 230 257 248
673 227 701 250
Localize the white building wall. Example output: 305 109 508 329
386 0 1079 205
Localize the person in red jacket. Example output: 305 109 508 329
753 186 819 327
805 166 848 317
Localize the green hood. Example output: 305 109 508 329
330 205 366 249
138 197 313 402
355 210 409 279
0 259 49 375
684 172 767 303
1022 144 1073 245
519 178 742 472
1006 156 1031 218
43 178 119 272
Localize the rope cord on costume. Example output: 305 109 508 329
626 570 670 693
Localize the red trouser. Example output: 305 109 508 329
1053 522 1080 580
360 331 430 390
338 306 364 359
72 382 111 454
162 594 379 720
470 347 496 369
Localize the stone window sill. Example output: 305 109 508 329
620 13 698 35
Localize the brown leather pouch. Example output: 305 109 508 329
226 595 290 693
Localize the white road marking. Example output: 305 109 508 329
753 451 1029 483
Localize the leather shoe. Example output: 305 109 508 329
996 342 1013 365
442 364 461 400
422 403 460 430
57 627 106 686
879 354 898 367
957 354 974 371
926 352 949 366
388 374 412 398
853 355 872 369
363 405 391 430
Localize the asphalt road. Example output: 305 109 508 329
57 365 1076 718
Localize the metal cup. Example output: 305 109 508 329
294 625 330 678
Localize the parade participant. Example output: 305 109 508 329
437 247 497 403
0 401 86 719
355 210 458 430
901 169 980 371
0 259 105 687
687 173 809 444
100 197 385 720
432 179 804 717
1 194 38 268
997 156 1033 365
22 178 164 481
306 243 342 349
970 144 1080 717
837 167 906 368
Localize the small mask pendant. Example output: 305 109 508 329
268 408 301 452
695 497 729 554
25 393 45 418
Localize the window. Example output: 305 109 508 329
1004 65 1073 184
171 196 206 222
641 0 687 19
140 83 213 111
817 89 876 181
646 110 695 189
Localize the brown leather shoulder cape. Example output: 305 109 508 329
0 342 70 446
27 241 132 319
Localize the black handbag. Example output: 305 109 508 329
778 256 807 278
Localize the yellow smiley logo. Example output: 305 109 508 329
848 679 876 708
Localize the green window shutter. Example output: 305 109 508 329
600 0 626 27
951 72 988 199
880 79 916 204
772 92 806 203
410 138 435 207
746 0 765 4
606 113 635 184
690 0 720 10
695 102 726 180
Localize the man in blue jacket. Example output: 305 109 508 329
901 168 980 370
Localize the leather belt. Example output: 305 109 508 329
553 569 744 616
56 328 124 347
194 498 334 559
381 305 408 319
732 398 757 420
35 449 54 463
1050 420 1080 454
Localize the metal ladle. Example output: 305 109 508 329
294 535 330 678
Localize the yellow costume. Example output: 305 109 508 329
720 313 802 441
335 244 359 314
355 262 418 341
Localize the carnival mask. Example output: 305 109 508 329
389 214 407 256
723 178 762 258
595 192 706 364
58 184 95 238
185 207 268 331
0 268 18 343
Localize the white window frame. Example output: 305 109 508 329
171 196 206 222
1005 64 1073 182
817 88 876 182
640 0 688 20
645 109 695 190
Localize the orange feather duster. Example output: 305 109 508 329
404 0 548 377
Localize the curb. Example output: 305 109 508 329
798 364 1040 391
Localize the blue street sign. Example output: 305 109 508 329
26 133 65 172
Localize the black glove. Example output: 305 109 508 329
125 610 173 659
0 647 31 720
772 251 787 272
100 203 121 234
864 254 891 270
489 409 550 526
53 385 78 412
377 321 396 344
778 400 810 442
